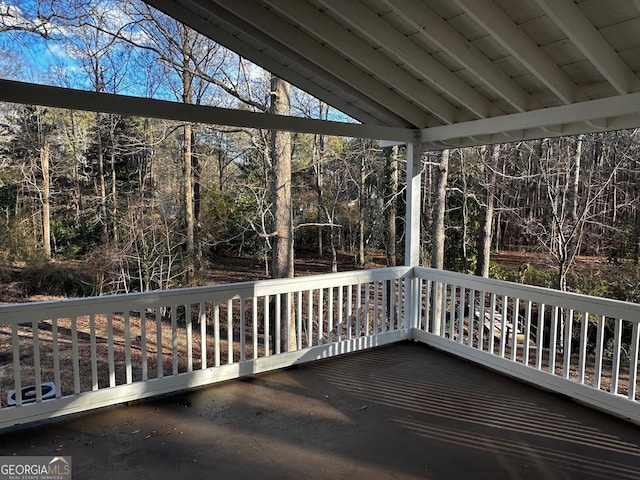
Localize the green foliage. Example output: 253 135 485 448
0 219 43 263
570 271 612 298
524 267 554 288
488 261 509 280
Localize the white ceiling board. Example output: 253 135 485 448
535 0 638 94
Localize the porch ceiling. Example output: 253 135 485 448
144 0 640 149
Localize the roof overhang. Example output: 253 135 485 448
3 0 640 151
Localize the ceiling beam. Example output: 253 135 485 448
534 0 638 95
453 0 577 104
316 0 497 119
379 0 535 113
263 0 459 124
421 91 640 145
0 79 413 142
209 0 431 128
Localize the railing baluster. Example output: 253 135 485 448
200 302 207 368
11 323 21 406
90 314 98 390
499 295 508 358
356 284 362 337
107 313 116 387
239 299 246 362
449 285 456 341
365 284 372 336
439 283 447 337
124 312 132 384
328 287 334 343
423 280 430 333
430 282 437 335
141 309 148 381
510 298 519 361
338 286 344 340
478 291 485 351
382 280 388 333
72 316 81 393
214 302 221 366
594 315 605 389
629 321 639 400
611 318 623 394
563 309 573 379
458 286 464 344
52 318 61 396
263 296 270 358
296 291 302 350
347 285 353 339
32 321 42 402
171 307 178 375
252 297 258 360
319 288 324 344
468 288 475 347
489 293 496 355
578 311 589 384
523 300 532 366
155 306 163 379
275 294 281 355
307 289 313 347
536 303 545 370
372 282 379 335
549 306 559 374
285 292 293 352
227 299 234 362
388 282 394 332
186 304 193 371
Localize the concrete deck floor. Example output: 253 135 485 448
1 342 639 479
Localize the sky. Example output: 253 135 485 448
0 0 354 123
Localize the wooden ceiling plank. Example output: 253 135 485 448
380 0 535 113
210 0 432 127
535 0 638 95
454 0 577 104
264 0 458 123
317 0 495 118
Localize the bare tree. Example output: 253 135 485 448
431 149 449 270
475 144 500 277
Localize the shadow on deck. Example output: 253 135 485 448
1 342 639 479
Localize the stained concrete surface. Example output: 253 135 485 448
1 342 639 479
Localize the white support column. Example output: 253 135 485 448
405 131 422 266
404 131 422 333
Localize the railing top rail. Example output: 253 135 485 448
414 266 640 322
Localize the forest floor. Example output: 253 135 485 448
0 248 631 303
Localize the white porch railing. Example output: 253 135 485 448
412 267 640 424
0 267 411 429
1 265 639 429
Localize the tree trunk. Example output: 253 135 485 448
431 149 449 269
184 122 194 255
96 113 108 243
270 75 295 351
109 119 118 243
431 149 449 335
385 145 398 267
40 139 51 259
313 131 325 257
475 145 499 277
358 151 366 266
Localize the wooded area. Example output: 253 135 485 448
1 1 640 303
